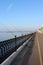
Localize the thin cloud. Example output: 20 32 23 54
6 3 13 11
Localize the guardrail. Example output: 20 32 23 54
0 33 34 64
1 34 33 65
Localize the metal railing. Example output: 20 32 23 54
0 33 33 63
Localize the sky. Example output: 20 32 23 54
0 0 43 31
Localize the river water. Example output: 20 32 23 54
0 31 31 42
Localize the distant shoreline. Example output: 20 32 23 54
0 31 31 33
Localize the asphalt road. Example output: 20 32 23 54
10 32 43 65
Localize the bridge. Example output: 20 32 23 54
0 29 43 65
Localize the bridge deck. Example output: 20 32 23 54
10 32 43 65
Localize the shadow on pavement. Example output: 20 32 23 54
10 35 35 65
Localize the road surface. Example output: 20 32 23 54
10 32 43 65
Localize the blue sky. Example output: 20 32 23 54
0 0 43 31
